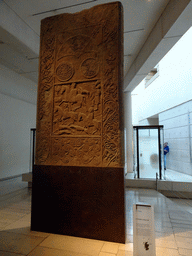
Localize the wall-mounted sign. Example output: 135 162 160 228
133 203 156 256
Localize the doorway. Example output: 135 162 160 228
133 125 164 179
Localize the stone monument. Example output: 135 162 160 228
31 1 125 243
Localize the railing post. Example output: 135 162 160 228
156 172 158 191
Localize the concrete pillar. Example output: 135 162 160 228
124 91 133 173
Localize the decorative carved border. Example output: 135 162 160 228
35 2 124 167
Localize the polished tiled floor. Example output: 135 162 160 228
1 177 192 255
165 169 192 182
125 168 192 182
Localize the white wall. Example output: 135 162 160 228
139 118 159 126
159 100 192 175
132 26 192 123
131 26 192 177
0 64 37 179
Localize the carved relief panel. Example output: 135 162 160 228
35 2 124 167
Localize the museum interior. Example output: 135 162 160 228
1 0 192 255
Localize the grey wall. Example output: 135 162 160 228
0 64 37 179
159 100 192 175
139 117 159 126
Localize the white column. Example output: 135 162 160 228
124 91 133 173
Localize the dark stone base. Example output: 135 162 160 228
31 165 125 243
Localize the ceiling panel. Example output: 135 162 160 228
4 0 95 16
0 44 39 73
124 29 145 56
0 27 38 59
124 55 134 73
4 0 99 35
0 56 24 74
1 0 190 87
4 0 168 35
21 72 39 84
123 0 168 32
3 0 169 78
165 2 192 38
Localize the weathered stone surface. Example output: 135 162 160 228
35 1 124 167
33 2 125 243
31 165 125 243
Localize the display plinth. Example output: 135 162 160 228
31 165 125 243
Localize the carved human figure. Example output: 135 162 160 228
93 81 101 111
70 83 89 111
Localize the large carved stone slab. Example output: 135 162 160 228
32 2 125 243
35 1 124 168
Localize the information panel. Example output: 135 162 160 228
133 203 156 256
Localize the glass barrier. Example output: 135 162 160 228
133 126 164 179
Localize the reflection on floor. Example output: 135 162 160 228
1 177 192 255
125 168 192 182
165 169 192 182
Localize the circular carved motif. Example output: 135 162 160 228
56 63 74 81
81 58 99 78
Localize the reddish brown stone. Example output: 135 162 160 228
31 165 125 243
33 2 125 243
35 1 124 168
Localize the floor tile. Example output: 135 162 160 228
155 220 172 228
178 247 192 255
155 232 175 240
40 234 104 256
125 235 133 243
101 242 119 254
169 213 192 221
172 223 192 229
4 225 50 238
118 243 133 251
174 229 192 238
176 242 192 250
175 235 192 245
126 229 133 235
0 210 25 222
0 221 11 229
171 219 192 225
3 218 30 231
156 247 179 256
2 178 192 256
173 226 192 232
0 231 45 255
155 214 170 220
0 251 25 256
155 226 173 233
155 237 177 249
117 250 133 256
19 213 31 221
28 246 95 256
4 201 30 213
99 252 116 256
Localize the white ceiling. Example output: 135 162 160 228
0 0 192 91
